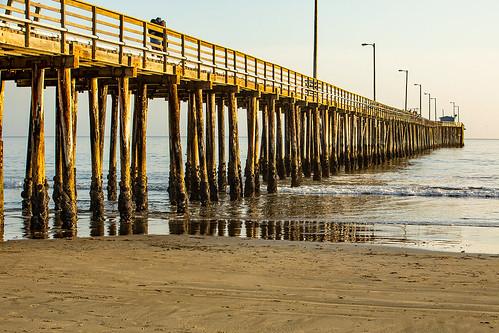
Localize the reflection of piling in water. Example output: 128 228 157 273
245 220 259 238
228 220 242 237
217 220 226 237
165 219 376 245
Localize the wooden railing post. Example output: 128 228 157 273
25 0 31 47
91 6 97 60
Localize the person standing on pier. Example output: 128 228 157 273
149 17 166 51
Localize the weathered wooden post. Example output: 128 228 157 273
260 103 268 181
321 107 330 177
267 96 278 193
30 64 49 230
118 76 134 221
98 84 108 174
227 90 242 200
244 94 257 197
131 93 139 196
284 108 291 177
195 88 210 205
217 97 227 193
53 85 62 211
168 79 187 212
107 93 118 201
289 100 300 187
135 82 148 212
56 68 77 226
331 109 339 173
71 79 78 198
299 110 306 175
254 103 261 194
276 105 286 180
88 78 104 219
312 106 322 181
188 92 200 201
206 91 218 201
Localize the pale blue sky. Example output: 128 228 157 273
3 0 498 138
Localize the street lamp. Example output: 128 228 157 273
414 83 422 117
450 101 456 118
313 0 318 79
398 69 409 111
456 105 460 122
424 92 431 120
362 42 376 101
431 97 437 121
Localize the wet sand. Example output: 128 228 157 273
1 235 498 333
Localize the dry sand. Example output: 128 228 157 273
1 235 498 333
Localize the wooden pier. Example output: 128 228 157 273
0 0 465 231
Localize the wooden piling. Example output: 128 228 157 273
321 107 330 177
168 81 187 212
135 82 148 212
299 110 306 176
131 92 138 196
98 84 108 172
52 85 62 211
107 93 118 201
289 100 300 187
195 88 210 205
206 91 218 201
312 106 322 181
284 108 291 178
188 92 200 201
118 76 134 221
276 105 286 180
22 98 34 216
88 78 104 219
267 96 278 194
254 104 261 194
244 94 257 198
217 97 227 193
227 91 242 200
331 109 339 173
29 64 49 230
71 79 78 198
304 108 312 177
260 103 268 181
57 68 76 226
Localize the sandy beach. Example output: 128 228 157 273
1 235 498 333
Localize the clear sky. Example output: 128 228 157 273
3 0 498 138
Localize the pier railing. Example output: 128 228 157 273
0 0 459 127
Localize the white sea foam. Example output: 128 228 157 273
279 184 499 199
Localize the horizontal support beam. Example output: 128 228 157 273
0 55 79 70
74 66 137 79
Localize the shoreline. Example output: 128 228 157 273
1 235 498 332
4 216 499 255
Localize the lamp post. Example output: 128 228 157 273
431 97 437 121
424 92 431 120
414 83 422 117
361 42 376 101
398 69 408 111
313 0 318 79
450 101 456 118
456 105 460 122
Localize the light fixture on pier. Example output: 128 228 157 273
424 92 431 120
414 83 422 117
398 69 409 111
361 43 376 101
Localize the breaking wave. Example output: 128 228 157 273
280 184 499 199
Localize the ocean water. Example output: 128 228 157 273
1 137 499 253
